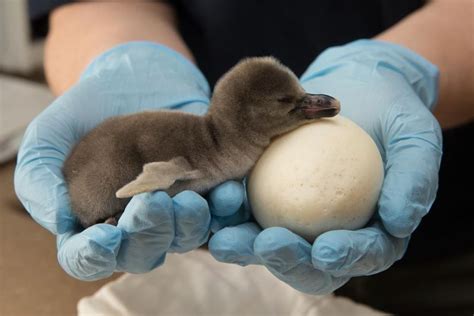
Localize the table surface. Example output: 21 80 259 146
0 161 119 316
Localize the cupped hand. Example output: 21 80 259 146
207 40 442 294
14 42 213 280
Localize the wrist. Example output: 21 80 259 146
79 41 210 115
81 41 206 86
302 39 439 111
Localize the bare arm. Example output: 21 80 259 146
45 1 194 95
376 0 474 129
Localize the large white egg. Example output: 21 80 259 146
247 116 384 241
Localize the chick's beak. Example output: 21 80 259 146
296 93 341 119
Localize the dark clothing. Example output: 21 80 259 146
29 0 424 85
31 0 474 314
173 0 425 86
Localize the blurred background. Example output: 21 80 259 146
0 1 120 315
1 0 52 164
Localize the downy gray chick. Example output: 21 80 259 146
63 57 341 227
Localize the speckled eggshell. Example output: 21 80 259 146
247 115 384 241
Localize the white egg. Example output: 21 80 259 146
247 115 384 241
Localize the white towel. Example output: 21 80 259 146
78 249 385 316
0 74 53 162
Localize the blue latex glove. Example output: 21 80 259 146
14 42 214 280
207 40 443 294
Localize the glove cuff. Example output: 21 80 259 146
80 41 210 115
302 39 440 111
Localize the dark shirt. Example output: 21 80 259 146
173 0 425 86
30 0 424 85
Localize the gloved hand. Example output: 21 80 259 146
207 40 443 294
14 42 214 280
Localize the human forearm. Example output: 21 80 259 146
45 1 194 95
376 0 474 129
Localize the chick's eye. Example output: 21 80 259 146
277 96 293 103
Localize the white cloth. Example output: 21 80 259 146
78 250 385 316
0 75 53 162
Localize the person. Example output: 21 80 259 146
15 0 473 313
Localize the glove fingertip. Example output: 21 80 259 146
254 227 308 250
119 192 174 230
173 190 211 228
254 227 312 272
209 224 260 266
312 232 349 271
378 192 422 238
253 227 290 255
88 224 123 251
58 224 122 281
144 191 174 210
312 226 409 277
384 220 419 239
170 191 211 253
208 231 237 261
174 190 208 208
209 181 245 217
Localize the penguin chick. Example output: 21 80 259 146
63 57 341 227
